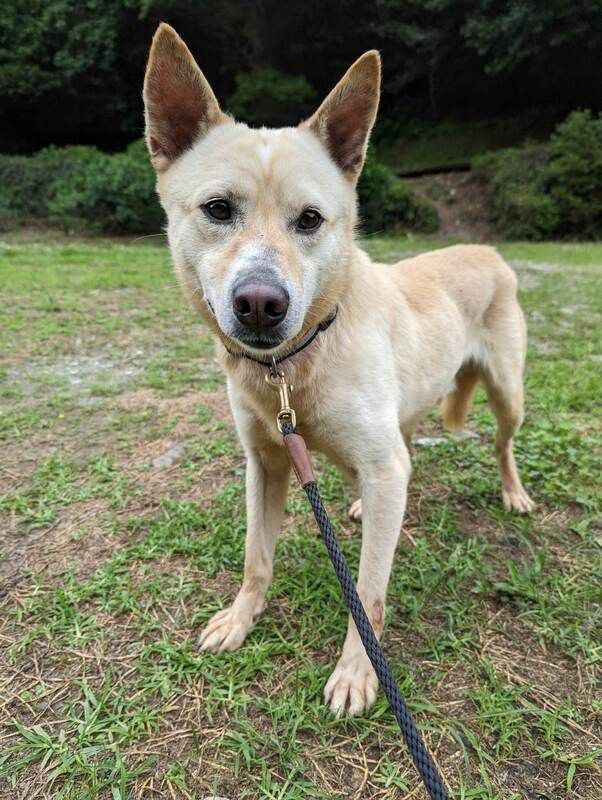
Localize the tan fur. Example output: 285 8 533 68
143 24 534 718
441 363 480 431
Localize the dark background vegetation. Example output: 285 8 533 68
1 0 601 238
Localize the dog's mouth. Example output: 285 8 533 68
229 331 286 352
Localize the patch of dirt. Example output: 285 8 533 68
116 387 230 419
0 497 120 588
513 259 561 273
0 378 241 595
407 171 498 240
7 349 145 402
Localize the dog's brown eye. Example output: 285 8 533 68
297 208 322 231
203 199 232 222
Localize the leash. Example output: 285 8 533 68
266 363 450 800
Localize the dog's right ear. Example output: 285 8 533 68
143 23 228 171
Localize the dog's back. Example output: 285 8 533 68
391 244 518 324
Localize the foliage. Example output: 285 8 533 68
359 0 601 121
474 110 602 240
358 148 438 233
47 140 163 234
474 145 557 240
461 0 601 76
1 1 601 151
226 68 316 127
0 0 153 148
546 110 602 238
0 148 71 219
0 142 163 234
0 0 124 98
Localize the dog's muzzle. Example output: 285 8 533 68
229 279 290 349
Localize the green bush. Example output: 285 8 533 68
546 110 602 238
358 148 438 234
474 110 602 240
0 147 74 220
226 68 316 128
474 145 558 240
0 141 163 234
47 141 163 234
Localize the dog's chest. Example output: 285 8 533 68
232 369 339 447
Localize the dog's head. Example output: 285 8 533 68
143 24 380 354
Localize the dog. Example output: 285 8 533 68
143 23 534 717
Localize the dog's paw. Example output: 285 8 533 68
503 486 534 514
199 605 257 653
348 498 362 521
324 655 378 717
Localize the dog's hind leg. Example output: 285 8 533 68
348 497 363 521
348 429 412 522
442 363 480 432
483 376 533 513
479 307 534 513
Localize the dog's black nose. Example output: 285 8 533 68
232 282 289 331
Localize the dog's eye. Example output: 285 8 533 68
203 199 232 222
297 208 322 232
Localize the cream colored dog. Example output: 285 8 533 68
143 24 534 717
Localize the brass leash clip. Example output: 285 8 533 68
265 358 296 433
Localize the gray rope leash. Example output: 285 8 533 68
273 402 450 799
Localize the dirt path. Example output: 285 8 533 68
407 171 497 240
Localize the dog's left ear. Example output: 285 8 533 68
303 51 381 181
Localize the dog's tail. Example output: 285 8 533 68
441 364 480 432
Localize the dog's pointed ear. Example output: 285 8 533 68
303 51 381 180
143 23 228 171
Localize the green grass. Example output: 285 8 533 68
0 235 600 799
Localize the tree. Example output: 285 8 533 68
0 0 600 151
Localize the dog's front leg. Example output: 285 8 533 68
325 437 410 716
200 442 290 652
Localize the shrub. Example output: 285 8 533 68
474 110 602 240
47 141 163 234
546 110 602 238
0 147 74 220
226 68 316 127
473 145 558 240
358 148 438 234
0 141 163 234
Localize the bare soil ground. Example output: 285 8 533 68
406 172 497 241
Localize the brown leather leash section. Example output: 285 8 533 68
265 362 451 800
283 432 315 486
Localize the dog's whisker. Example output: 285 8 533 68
133 232 168 242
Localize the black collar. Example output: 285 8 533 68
223 307 338 368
